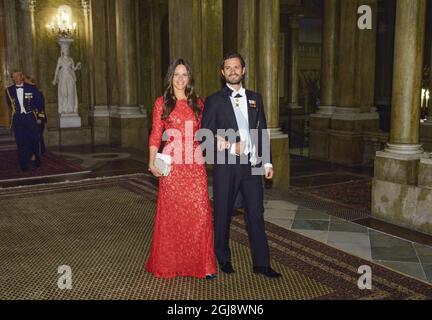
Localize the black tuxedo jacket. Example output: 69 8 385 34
201 85 272 167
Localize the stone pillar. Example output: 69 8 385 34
286 15 301 111
329 0 379 166
258 0 289 190
237 0 257 91
318 0 337 116
168 0 222 98
387 0 425 154
374 0 395 107
88 0 110 145
372 0 430 234
18 0 36 77
4 0 20 74
111 0 146 150
309 0 337 160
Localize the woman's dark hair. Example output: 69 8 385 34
162 58 200 120
220 52 246 70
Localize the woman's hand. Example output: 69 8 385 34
216 135 230 151
148 163 163 177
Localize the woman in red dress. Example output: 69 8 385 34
146 58 217 279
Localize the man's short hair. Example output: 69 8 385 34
220 52 246 69
10 69 23 77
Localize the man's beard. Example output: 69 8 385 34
224 73 244 85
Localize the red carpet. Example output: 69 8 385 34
0 150 87 182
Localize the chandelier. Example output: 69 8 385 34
46 5 77 39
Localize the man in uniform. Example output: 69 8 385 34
5 70 44 171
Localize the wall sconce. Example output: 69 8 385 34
46 5 77 39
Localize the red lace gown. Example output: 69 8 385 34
145 97 217 278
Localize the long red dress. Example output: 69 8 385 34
145 96 217 278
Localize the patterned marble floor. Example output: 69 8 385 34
261 199 432 284
4 146 432 285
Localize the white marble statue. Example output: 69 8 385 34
52 39 81 114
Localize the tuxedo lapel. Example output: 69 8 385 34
221 86 239 132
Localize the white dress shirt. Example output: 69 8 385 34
16 85 26 114
226 84 272 169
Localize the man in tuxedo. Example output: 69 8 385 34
5 70 43 171
201 52 281 278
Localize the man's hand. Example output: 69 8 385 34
264 167 274 180
234 141 246 156
216 135 230 151
37 119 42 125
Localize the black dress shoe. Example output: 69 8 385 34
205 274 217 280
220 262 235 274
32 158 41 168
253 266 282 278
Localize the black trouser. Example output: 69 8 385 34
212 163 270 268
12 113 40 170
39 121 46 155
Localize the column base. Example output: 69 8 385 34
46 126 92 147
89 105 110 145
328 109 380 165
316 105 336 116
309 112 332 160
110 106 148 150
420 120 432 152
384 143 423 157
372 152 432 235
59 113 82 128
268 131 290 191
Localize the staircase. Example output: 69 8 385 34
0 126 16 151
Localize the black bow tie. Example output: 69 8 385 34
16 85 24 88
234 93 242 98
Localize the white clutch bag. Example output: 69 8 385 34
154 153 172 176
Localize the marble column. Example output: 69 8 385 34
329 0 379 166
168 0 222 97
335 0 358 111
356 0 378 113
4 0 20 74
258 0 289 190
309 0 337 160
318 0 337 116
374 0 395 107
88 0 110 145
115 0 138 109
237 0 256 91
111 0 146 150
372 0 430 234
18 0 36 78
258 0 281 131
386 0 426 155
286 15 301 111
